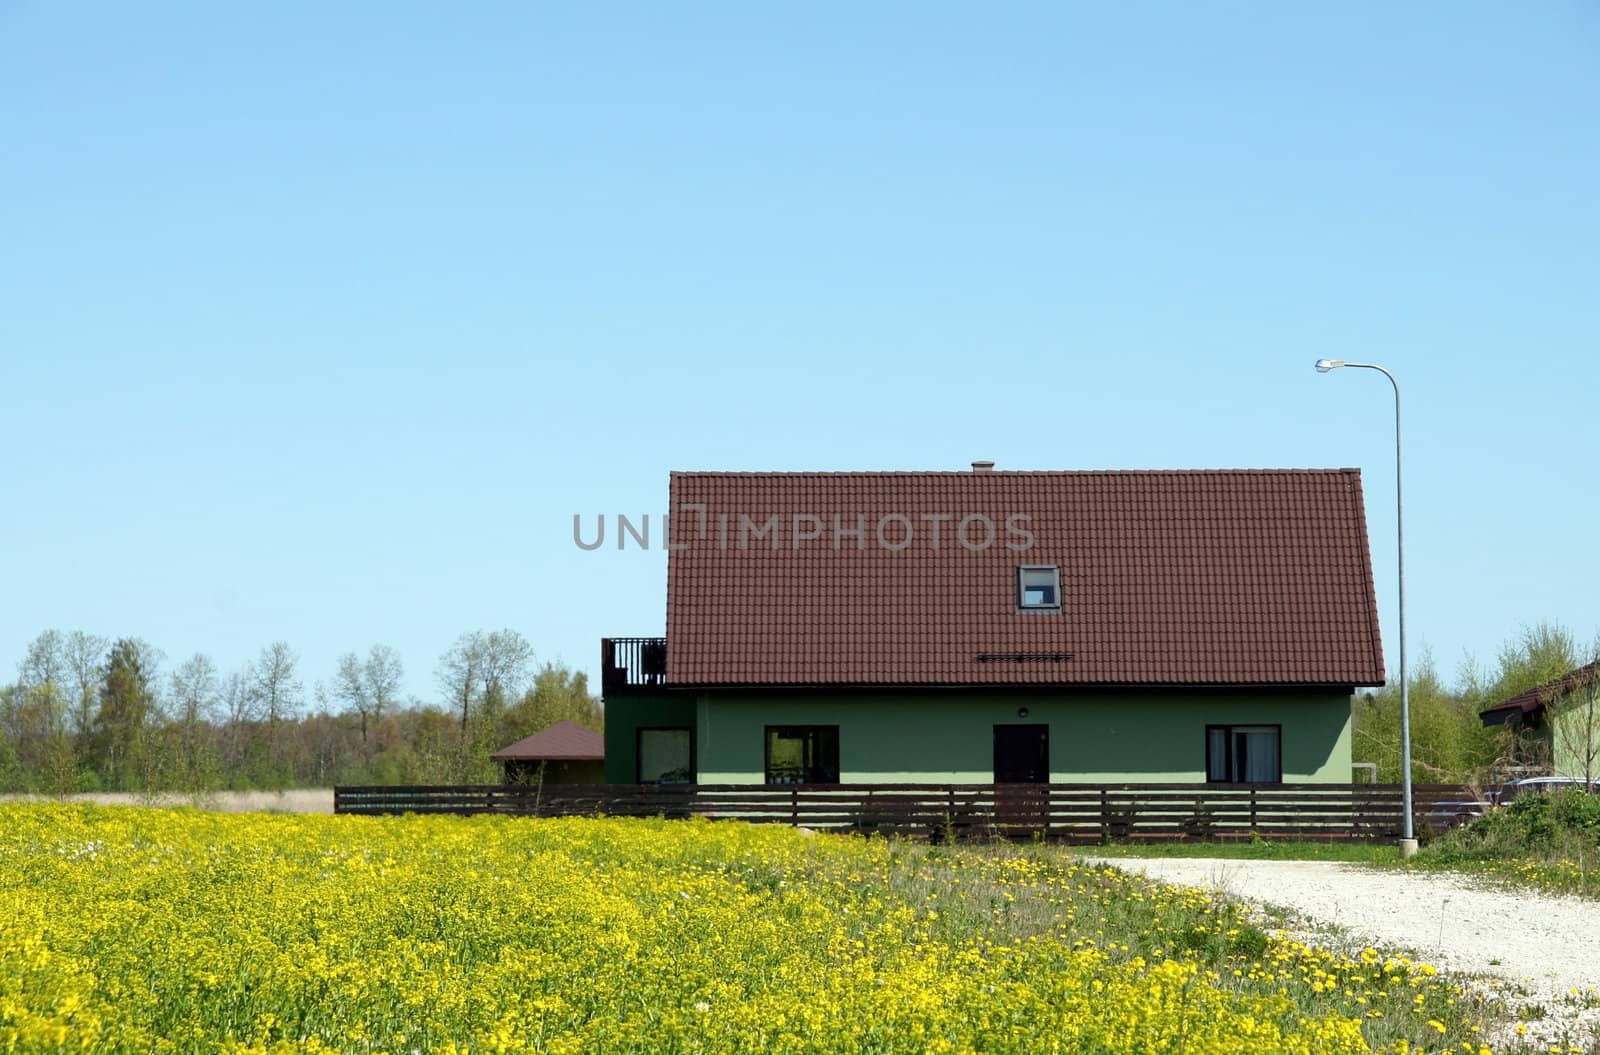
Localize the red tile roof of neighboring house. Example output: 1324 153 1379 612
491 720 604 761
1479 661 1600 726
664 468 1386 689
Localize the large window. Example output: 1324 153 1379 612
1206 725 1282 784
637 727 694 784
765 726 840 784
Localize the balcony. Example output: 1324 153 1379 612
602 637 668 696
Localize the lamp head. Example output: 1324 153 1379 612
1314 358 1345 373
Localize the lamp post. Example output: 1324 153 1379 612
1315 358 1417 856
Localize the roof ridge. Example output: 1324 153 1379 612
670 467 1364 477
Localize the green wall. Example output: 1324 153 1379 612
690 690 1353 784
1551 706 1600 781
603 693 697 783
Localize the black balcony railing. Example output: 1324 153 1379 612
602 637 667 696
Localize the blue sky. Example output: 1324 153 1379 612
2 2 1596 705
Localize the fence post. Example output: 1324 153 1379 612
791 786 798 826
1249 787 1258 832
1099 788 1109 841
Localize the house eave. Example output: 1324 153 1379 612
659 681 1361 696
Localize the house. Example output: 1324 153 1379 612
602 466 1386 787
491 720 605 784
1479 661 1600 779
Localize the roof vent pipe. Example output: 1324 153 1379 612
971 460 995 473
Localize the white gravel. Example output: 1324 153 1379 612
1093 857 1600 1048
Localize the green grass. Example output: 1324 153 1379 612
1410 788 1600 900
1079 839 1400 864
1064 787 1600 901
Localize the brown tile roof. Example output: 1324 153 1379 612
1479 661 1600 726
664 468 1385 688
491 720 604 761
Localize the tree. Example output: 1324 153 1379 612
437 632 486 731
16 629 68 740
364 644 403 740
479 631 533 704
254 642 302 726
217 665 260 776
331 645 402 749
170 653 219 727
169 653 220 785
62 631 108 745
436 630 532 731
1351 649 1495 783
92 638 158 789
332 653 371 744
1486 622 1579 704
0 679 74 792
1470 621 1582 777
253 642 301 781
505 662 604 742
18 630 66 696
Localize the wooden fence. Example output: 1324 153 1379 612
334 782 1482 842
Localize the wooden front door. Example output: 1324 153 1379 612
993 724 1049 836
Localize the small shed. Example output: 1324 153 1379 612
492 720 605 785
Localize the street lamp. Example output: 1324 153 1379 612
1315 358 1417 856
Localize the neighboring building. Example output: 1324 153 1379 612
1479 661 1600 779
603 466 1387 787
492 720 605 784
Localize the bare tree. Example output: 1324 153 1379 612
254 642 302 726
437 630 530 731
17 630 67 737
168 653 220 785
254 642 301 775
170 653 219 727
18 629 66 689
332 652 373 745
63 631 108 742
480 630 533 701
218 665 259 772
438 631 488 730
364 644 403 737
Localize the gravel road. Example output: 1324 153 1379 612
1096 857 1600 1047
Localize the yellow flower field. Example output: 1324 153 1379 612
1 805 1497 1054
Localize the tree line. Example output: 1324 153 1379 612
1351 621 1600 784
5 619 1593 794
0 628 602 793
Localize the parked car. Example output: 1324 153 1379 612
1421 794 1495 830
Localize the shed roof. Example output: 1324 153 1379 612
664 468 1386 689
491 720 604 761
1479 661 1600 727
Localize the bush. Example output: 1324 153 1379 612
1548 786 1600 833
1415 787 1600 897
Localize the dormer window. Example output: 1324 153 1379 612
1017 565 1061 613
